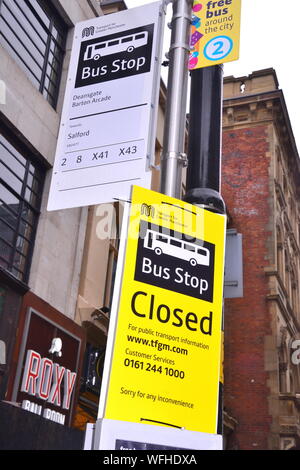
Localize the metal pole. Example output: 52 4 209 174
185 64 226 443
160 0 193 199
185 65 225 214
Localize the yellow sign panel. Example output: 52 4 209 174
189 0 241 70
104 186 226 434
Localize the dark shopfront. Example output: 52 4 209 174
0 270 26 403
0 285 86 450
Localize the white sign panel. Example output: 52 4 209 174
47 2 165 211
94 419 223 450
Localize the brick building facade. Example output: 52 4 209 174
222 69 300 450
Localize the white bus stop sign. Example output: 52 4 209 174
47 2 164 211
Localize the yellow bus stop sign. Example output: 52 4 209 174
104 186 226 434
189 0 241 70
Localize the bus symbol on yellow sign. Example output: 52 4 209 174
144 229 210 267
135 221 215 302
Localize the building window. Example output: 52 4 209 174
0 0 67 108
276 225 284 281
0 130 44 283
291 269 299 317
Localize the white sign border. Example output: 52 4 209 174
94 418 223 450
47 1 165 211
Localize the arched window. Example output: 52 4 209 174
289 371 295 394
276 225 284 282
278 327 288 393
284 248 291 298
275 146 282 183
291 266 299 317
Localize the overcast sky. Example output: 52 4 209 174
125 0 300 154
